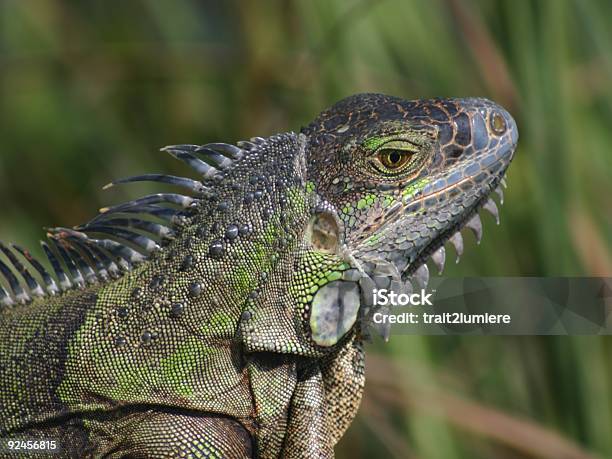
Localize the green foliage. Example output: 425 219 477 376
1 0 611 457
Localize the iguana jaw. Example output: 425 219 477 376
399 165 510 279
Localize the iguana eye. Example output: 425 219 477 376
378 149 413 170
364 135 432 180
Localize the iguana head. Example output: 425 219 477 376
302 93 518 282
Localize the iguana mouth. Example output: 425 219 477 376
353 173 508 291
404 174 508 287
355 148 515 341
402 148 515 285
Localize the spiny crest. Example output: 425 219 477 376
0 140 252 308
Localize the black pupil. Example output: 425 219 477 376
389 151 402 164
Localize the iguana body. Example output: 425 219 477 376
0 94 518 458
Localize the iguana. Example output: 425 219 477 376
0 93 518 458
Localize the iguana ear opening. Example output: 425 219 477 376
306 213 341 254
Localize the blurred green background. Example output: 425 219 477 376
1 1 611 458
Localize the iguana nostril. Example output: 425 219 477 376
490 112 507 135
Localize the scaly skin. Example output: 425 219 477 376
0 93 517 458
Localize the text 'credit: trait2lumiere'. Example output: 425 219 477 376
371 288 512 325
